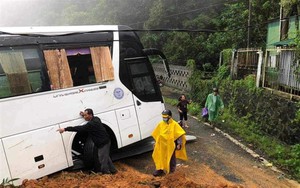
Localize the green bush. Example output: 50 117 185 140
202 63 214 72
293 102 300 124
284 144 300 179
1 178 19 187
218 108 300 180
187 61 214 106
184 62 300 180
213 64 230 82
222 49 232 66
163 97 178 106
188 102 201 116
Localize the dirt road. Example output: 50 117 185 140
21 87 300 188
120 101 299 188
122 87 299 187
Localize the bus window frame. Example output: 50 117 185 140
124 56 162 102
41 42 114 89
0 45 50 99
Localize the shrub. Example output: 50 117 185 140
185 63 300 180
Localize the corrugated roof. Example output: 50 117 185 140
272 38 295 46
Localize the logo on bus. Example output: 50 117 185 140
114 88 124 99
53 86 104 98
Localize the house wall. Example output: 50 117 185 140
266 15 300 48
288 16 299 39
266 21 280 48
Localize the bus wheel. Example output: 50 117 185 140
83 136 94 169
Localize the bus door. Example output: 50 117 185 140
125 57 165 139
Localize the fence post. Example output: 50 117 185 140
219 51 223 67
230 49 236 79
256 50 263 87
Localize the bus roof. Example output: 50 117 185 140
0 25 121 35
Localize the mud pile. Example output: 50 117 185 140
21 162 242 188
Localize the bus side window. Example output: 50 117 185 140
66 46 113 87
0 48 44 98
39 66 51 92
0 65 11 98
43 47 114 89
67 53 95 87
43 49 73 89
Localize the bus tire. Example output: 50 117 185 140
83 136 94 169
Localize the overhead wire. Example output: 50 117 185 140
124 0 287 37
0 4 298 38
127 0 242 27
1 13 298 37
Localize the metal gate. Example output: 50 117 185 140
263 49 300 96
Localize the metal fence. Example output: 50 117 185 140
263 49 300 96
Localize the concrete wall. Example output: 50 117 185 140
152 64 191 91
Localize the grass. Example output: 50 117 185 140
219 109 300 181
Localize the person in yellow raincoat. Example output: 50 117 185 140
152 109 187 176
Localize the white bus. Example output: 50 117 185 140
0 25 170 184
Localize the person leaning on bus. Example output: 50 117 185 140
57 108 117 174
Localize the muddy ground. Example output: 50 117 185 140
19 87 300 188
21 162 243 188
20 146 299 188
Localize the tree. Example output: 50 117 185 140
0 0 284 70
280 0 299 40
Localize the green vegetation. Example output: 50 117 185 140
1 0 299 181
1 0 282 69
292 33 300 81
294 102 300 124
163 97 178 106
1 178 19 187
164 60 300 180
220 107 300 180
0 77 10 98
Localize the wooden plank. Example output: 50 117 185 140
90 47 103 82
59 49 73 88
43 50 61 89
90 47 114 82
43 49 73 89
0 52 27 73
7 73 31 95
0 52 31 95
100 47 114 81
264 87 300 101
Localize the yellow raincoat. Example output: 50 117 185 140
151 118 187 173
